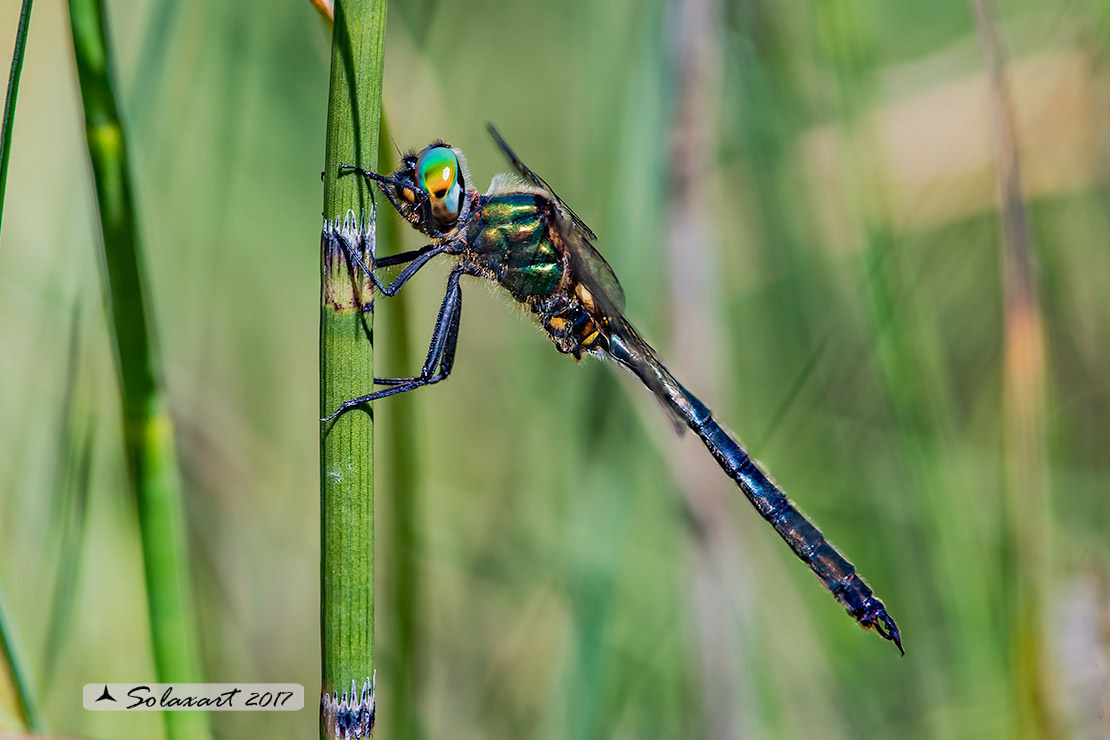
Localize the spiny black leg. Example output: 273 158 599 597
332 231 446 298
434 274 464 376
370 296 461 386
369 295 462 390
339 163 426 220
321 269 465 422
324 379 433 417
362 277 464 392
416 271 460 376
376 247 445 296
339 163 395 188
375 244 440 269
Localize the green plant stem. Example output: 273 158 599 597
0 3 39 723
377 111 423 740
319 1 386 738
0 0 33 240
0 583 39 731
66 2 208 740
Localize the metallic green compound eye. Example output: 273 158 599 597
416 145 463 226
417 146 457 195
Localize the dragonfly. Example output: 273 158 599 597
326 124 903 655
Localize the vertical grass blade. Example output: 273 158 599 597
664 0 752 736
1 9 40 725
377 111 424 740
971 2 1058 737
42 422 95 689
126 0 180 126
66 2 209 739
41 298 92 689
0 0 33 240
318 1 386 738
0 3 41 706
0 583 39 731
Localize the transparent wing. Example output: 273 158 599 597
551 220 689 432
486 123 626 315
551 214 627 317
485 125 690 433
487 124 597 239
605 317 692 436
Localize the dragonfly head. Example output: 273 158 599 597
366 142 472 239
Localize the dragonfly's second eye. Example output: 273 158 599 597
416 145 463 227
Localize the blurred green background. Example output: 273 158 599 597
2 0 1109 738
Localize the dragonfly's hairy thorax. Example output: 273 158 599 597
466 193 563 300
463 192 605 360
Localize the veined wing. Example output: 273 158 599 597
486 123 626 317
483 125 689 429
487 124 597 239
548 214 689 435
604 316 695 435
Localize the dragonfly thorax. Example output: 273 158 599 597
461 191 608 359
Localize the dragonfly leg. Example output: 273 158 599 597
373 265 464 385
333 229 447 297
374 245 437 268
372 245 447 296
321 267 466 422
339 163 423 219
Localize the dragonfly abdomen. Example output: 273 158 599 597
695 412 903 652
605 330 902 652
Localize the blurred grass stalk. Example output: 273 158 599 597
813 2 964 733
318 1 385 737
0 0 32 240
66 2 209 740
377 112 424 740
663 0 752 737
0 585 39 731
971 2 1058 737
41 301 94 689
0 2 41 730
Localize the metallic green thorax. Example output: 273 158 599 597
467 193 563 301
